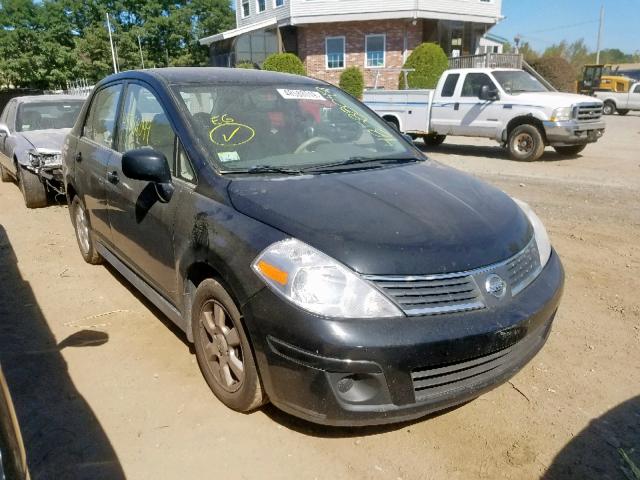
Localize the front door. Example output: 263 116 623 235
455 72 502 137
629 84 640 109
105 82 182 302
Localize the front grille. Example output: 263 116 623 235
507 240 541 295
365 237 542 316
576 103 603 122
369 275 483 316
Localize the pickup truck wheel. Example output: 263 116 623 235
71 196 102 264
423 134 446 147
603 101 616 115
193 279 265 412
18 166 47 208
507 125 545 162
0 165 12 182
617 109 629 116
553 145 586 156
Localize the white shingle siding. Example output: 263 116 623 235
236 0 501 28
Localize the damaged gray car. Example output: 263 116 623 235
0 95 85 207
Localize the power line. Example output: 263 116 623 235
522 19 599 36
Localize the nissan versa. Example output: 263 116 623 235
62 68 564 426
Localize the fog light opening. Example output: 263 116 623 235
333 373 380 403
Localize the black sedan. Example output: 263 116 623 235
62 68 563 426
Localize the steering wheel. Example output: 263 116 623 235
294 136 331 154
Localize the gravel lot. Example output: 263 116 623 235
0 114 638 480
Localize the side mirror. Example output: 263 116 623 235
0 123 10 136
122 148 174 203
479 85 499 101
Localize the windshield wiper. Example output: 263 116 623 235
302 156 421 173
241 165 302 175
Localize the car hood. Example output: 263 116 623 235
509 91 603 108
228 162 533 275
18 129 70 152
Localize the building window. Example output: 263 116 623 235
366 34 385 68
257 0 266 12
274 0 284 7
241 0 250 17
326 36 345 69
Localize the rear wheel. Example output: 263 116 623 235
192 279 265 412
18 166 47 208
422 134 446 147
603 101 616 115
71 196 102 264
553 145 586 156
617 109 629 116
0 164 12 182
507 124 545 162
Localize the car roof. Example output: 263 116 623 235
101 67 324 87
13 94 87 104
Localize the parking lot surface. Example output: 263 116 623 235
0 114 638 479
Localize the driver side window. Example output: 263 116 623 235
461 73 496 97
634 84 640 94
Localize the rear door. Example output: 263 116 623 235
430 72 461 135
106 81 193 303
455 72 501 137
74 84 124 241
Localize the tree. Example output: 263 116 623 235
518 42 539 64
530 56 576 92
399 43 448 89
339 67 364 99
262 53 306 75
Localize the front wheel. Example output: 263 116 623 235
507 125 545 162
553 145 586 156
0 164 12 182
603 101 616 115
71 196 102 264
422 134 446 147
192 279 265 412
617 109 629 116
18 166 47 208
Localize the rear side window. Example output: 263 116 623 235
83 85 123 148
461 73 496 97
117 84 176 167
441 74 460 97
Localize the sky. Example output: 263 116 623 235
491 0 640 54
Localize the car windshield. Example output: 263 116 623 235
492 71 549 93
16 100 84 132
174 83 416 172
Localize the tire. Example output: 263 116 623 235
192 279 265 412
71 196 102 264
423 134 446 147
18 166 47 208
553 145 586 156
507 124 545 162
617 109 629 116
603 101 616 116
0 164 12 182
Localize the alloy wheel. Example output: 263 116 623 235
514 133 534 154
75 204 90 255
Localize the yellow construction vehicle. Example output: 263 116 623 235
577 64 634 95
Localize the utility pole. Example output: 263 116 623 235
106 13 118 74
596 5 604 64
137 35 145 69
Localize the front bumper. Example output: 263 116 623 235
243 250 564 426
543 119 606 146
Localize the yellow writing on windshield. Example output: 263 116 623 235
209 113 256 146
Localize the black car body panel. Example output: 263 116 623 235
62 68 564 426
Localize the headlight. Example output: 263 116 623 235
550 107 573 122
252 238 403 318
513 199 552 268
28 150 41 167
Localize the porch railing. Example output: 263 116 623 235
448 53 523 69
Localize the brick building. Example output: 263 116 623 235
200 0 503 90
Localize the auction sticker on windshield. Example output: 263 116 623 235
277 89 326 101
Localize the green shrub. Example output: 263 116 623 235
399 43 448 89
339 66 364 99
235 60 256 69
262 53 306 75
530 56 576 92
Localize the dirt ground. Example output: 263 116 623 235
0 114 638 480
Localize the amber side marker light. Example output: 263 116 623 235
257 260 289 285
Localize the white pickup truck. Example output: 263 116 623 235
595 82 640 115
364 68 606 161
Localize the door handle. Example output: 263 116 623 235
75 152 82 162
454 103 460 111
107 171 119 185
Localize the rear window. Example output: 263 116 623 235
441 74 460 97
16 101 84 132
